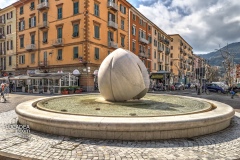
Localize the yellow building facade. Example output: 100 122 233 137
0 5 17 76
169 34 194 84
13 0 130 91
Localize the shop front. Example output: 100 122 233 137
150 71 171 88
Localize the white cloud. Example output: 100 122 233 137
136 0 240 54
0 0 18 9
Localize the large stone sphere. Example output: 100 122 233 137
98 48 150 101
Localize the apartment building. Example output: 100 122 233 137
0 5 16 76
129 7 152 72
13 0 130 91
169 34 193 84
151 25 171 73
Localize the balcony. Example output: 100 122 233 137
52 38 64 47
108 41 118 49
138 51 148 58
139 37 149 44
39 61 48 67
157 58 163 63
107 2 118 11
0 19 5 26
158 47 163 52
108 21 118 30
0 49 6 55
0 34 6 41
165 39 170 45
37 2 49 10
165 50 170 54
26 44 36 51
38 21 49 29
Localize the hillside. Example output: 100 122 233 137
198 42 240 66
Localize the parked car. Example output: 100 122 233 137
206 83 226 93
174 82 185 90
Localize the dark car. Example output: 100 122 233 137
206 83 226 93
174 82 185 90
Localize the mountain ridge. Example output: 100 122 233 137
197 42 240 66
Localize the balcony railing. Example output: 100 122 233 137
139 37 149 44
108 21 118 29
38 21 49 29
108 41 118 49
0 34 6 41
26 44 36 51
138 51 148 58
107 2 118 11
165 50 170 54
37 2 49 10
0 19 5 25
158 47 163 52
0 49 6 55
157 58 163 63
165 39 170 45
52 38 64 47
38 61 48 67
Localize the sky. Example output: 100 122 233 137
1 0 240 54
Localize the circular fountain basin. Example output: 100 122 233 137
16 94 235 140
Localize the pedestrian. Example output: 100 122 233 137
9 82 13 93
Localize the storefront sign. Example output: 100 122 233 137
151 74 163 79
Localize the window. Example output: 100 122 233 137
139 19 143 25
9 56 12 66
7 11 13 19
57 7 62 19
19 55 25 64
43 31 48 43
154 50 156 59
94 3 99 17
10 40 13 49
72 24 79 37
73 46 78 59
148 48 150 55
148 36 152 43
171 46 173 50
73 2 79 14
19 20 25 31
132 26 136 35
132 14 136 20
148 25 151 30
30 2 35 10
94 47 99 60
154 63 156 70
132 41 135 51
20 6 24 15
31 53 35 63
94 25 100 39
7 25 11 34
57 28 62 39
31 34 35 44
29 16 36 28
121 19 124 30
120 4 126 14
43 12 47 22
20 37 24 48
121 36 125 47
155 30 157 35
57 49 62 60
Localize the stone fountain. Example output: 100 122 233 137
16 49 235 140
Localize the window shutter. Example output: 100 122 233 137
124 7 126 14
29 18 31 28
23 20 25 29
34 16 36 27
19 22 21 31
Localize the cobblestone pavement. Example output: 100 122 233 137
0 93 240 160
